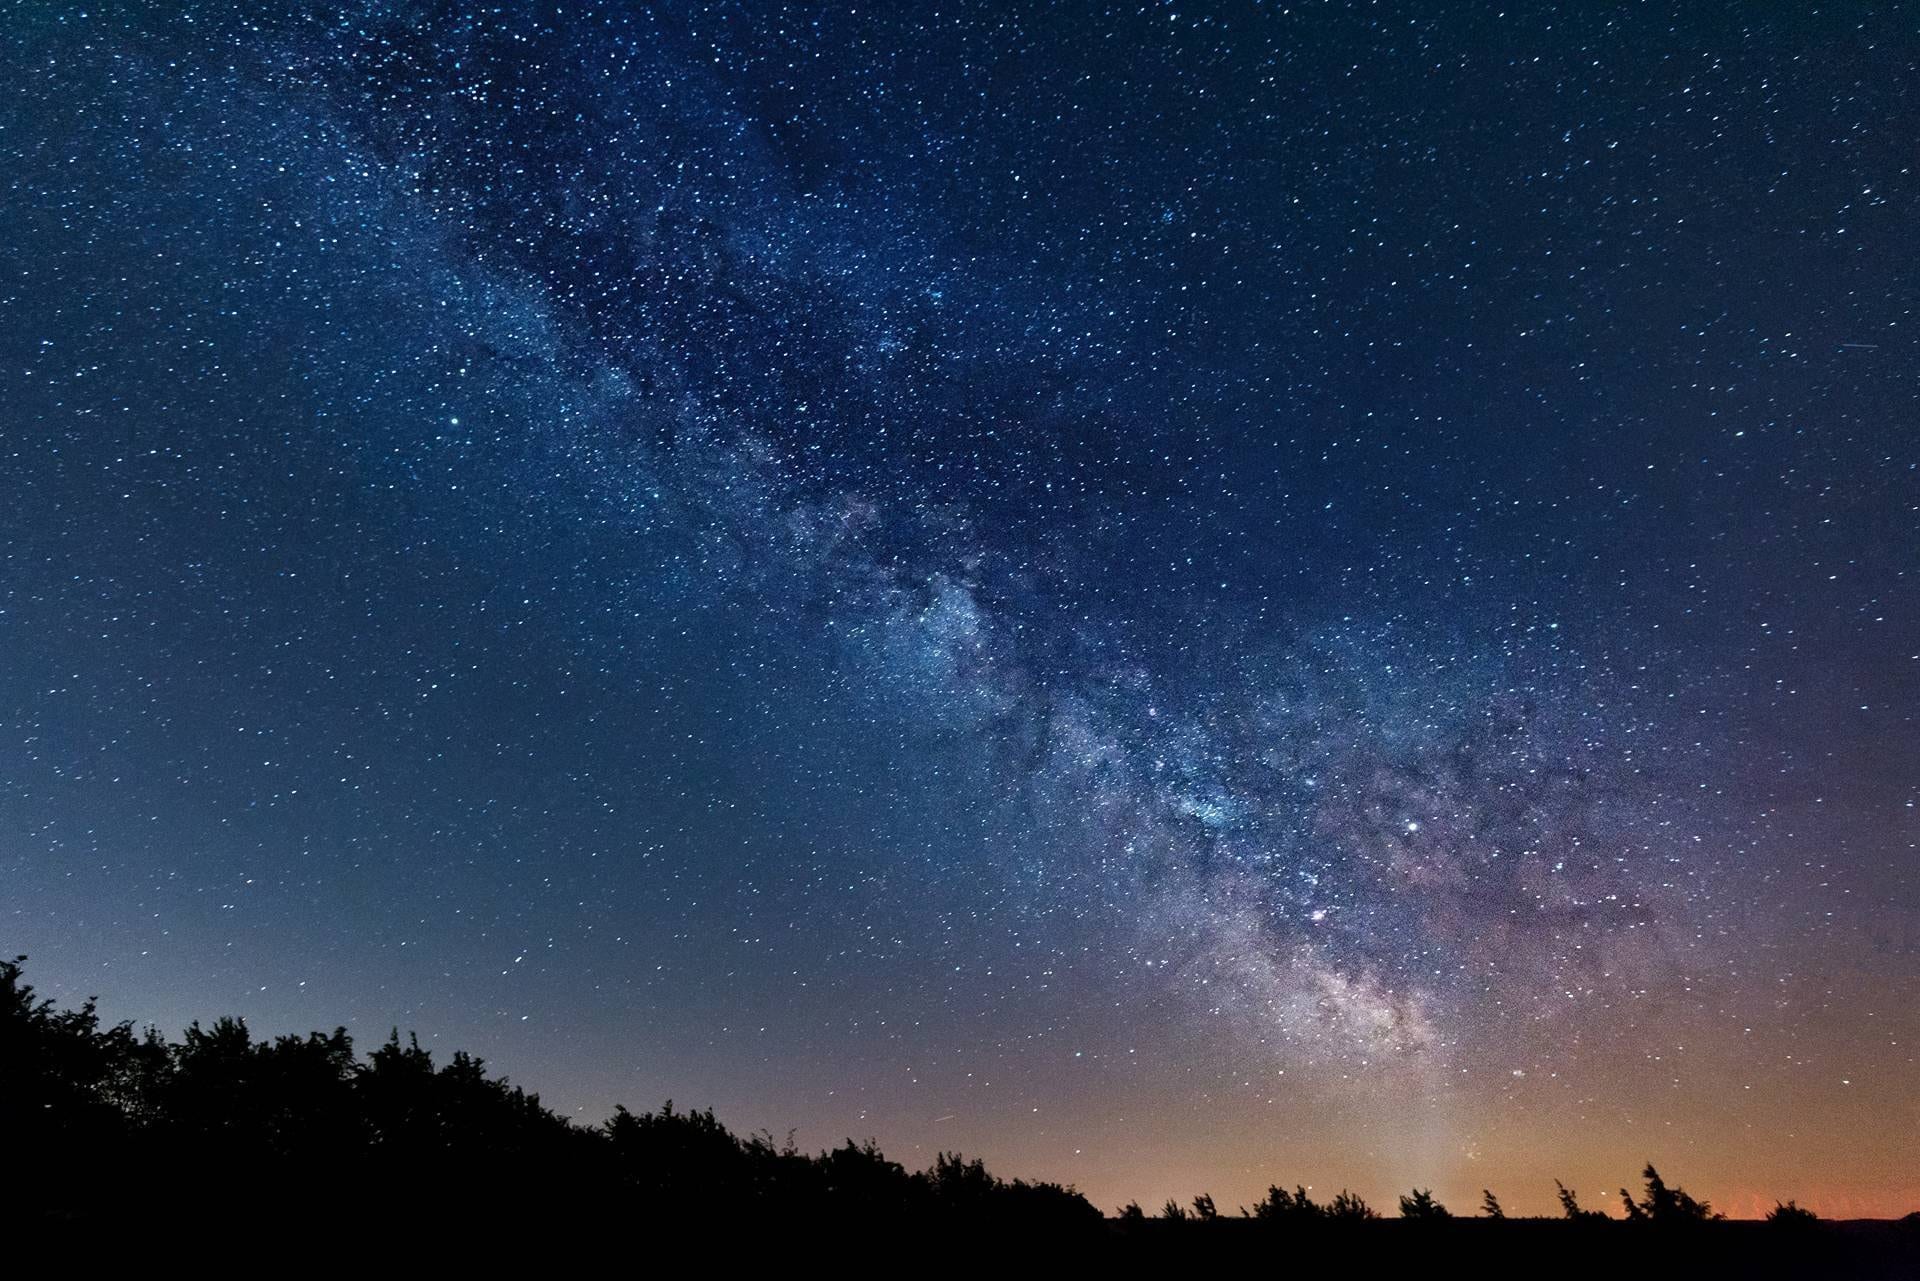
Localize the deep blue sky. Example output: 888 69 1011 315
4 2 1916 1214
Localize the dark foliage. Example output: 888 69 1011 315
1327 1189 1379 1220
1 955 1098 1236
1557 1180 1611 1222
7 955 1917 1275
1250 1183 1324 1222
1628 1163 1723 1223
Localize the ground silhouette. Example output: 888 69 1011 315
4 955 1915 1273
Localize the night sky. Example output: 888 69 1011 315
4 1 1917 1218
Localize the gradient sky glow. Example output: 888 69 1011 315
4 1 1917 1218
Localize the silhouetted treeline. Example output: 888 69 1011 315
5 955 1917 1273
2 956 1097 1236
1135 1169 1728 1227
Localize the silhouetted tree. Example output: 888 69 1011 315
1327 1189 1378 1220
1767 1200 1819 1228
815 1137 915 1219
1556 1180 1609 1221
606 1098 751 1214
2 954 150 1214
1399 1188 1451 1219
929 1151 999 1216
1003 1176 1103 1228
917 1150 1099 1228
1250 1183 1323 1222
1161 1197 1191 1221
1191 1192 1219 1221
1480 1189 1505 1219
1629 1164 1721 1223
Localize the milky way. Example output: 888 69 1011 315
4 3 1916 1215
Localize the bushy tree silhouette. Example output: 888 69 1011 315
1766 1200 1819 1228
814 1137 914 1217
929 1151 1001 1217
1556 1180 1610 1221
1398 1188 1451 1219
2 954 150 1211
1627 1163 1721 1223
1327 1189 1378 1220
1480 1189 1505 1219
1250 1184 1323 1222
